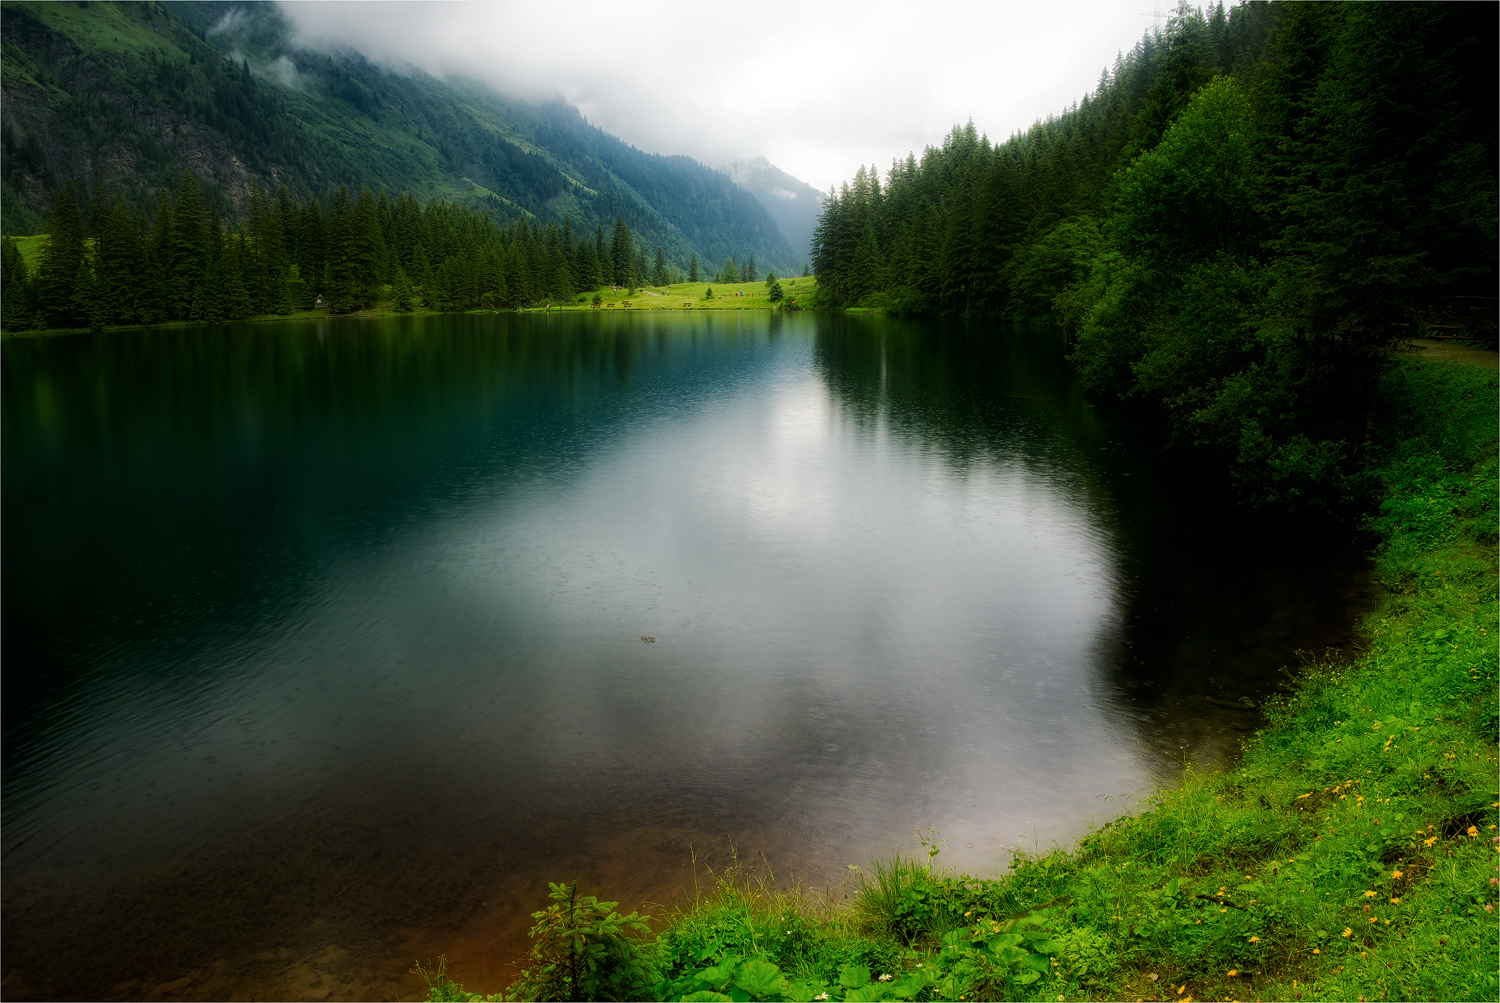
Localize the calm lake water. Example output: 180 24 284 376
2 312 1371 1001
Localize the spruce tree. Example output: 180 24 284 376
652 246 668 286
140 193 173 324
1 236 33 330
40 180 86 326
326 186 361 313
393 265 414 312
168 169 209 320
609 215 633 287
74 256 106 332
596 226 611 288
353 188 386 305
689 255 699 283
98 197 142 325
742 255 756 283
719 257 738 284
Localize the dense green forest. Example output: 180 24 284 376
0 0 800 274
810 1 1496 513
0 167 778 329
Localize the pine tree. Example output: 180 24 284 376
222 234 254 319
353 188 386 304
40 180 86 326
652 246 668 286
298 200 327 301
610 215 633 287
74 256 106 332
689 255 699 283
98 197 142 325
326 186 361 313
596 226 611 288
139 193 173 324
392 265 414 311
719 257 738 284
741 255 757 283
1 236 34 330
168 169 209 320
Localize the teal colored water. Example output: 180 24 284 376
1 313 1370 1000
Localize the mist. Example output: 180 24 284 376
277 0 1161 193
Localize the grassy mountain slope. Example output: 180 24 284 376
0 0 801 273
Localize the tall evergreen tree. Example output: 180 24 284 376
168 169 209 320
40 180 86 326
326 186 362 313
609 215 633 287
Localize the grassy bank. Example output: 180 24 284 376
0 276 818 338
425 355 1497 1003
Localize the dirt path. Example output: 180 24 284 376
1406 337 1498 368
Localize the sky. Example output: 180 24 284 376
278 1 1163 194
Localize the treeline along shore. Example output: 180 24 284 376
809 1 1495 516
0 169 799 333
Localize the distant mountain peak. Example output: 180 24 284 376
719 157 824 261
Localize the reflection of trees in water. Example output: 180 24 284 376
0 312 770 775
810 313 1372 776
811 314 1104 486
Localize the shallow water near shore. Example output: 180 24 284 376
2 312 1372 1001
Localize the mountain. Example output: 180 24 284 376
721 155 825 262
0 0 802 273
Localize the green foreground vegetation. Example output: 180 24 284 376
420 354 1496 1001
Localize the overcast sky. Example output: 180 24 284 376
278 1 1161 194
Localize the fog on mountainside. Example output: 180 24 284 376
721 156 825 263
0 0 802 273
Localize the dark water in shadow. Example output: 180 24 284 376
1 313 1371 1001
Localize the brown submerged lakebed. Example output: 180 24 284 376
1 313 1372 1001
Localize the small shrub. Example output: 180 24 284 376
508 882 656 1002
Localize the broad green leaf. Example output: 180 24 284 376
735 959 784 998
940 928 968 947
1015 970 1041 985
1021 952 1051 972
890 973 930 998
987 933 1024 952
680 993 732 1002
839 964 873 989
727 988 751 1003
699 961 738 986
996 945 1029 966
783 981 826 1003
1031 939 1063 954
1166 878 1180 897
843 985 890 1002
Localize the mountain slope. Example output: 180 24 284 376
0 0 802 272
722 155 825 262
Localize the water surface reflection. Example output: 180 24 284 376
1 313 1368 1000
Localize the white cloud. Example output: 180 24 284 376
277 0 1156 192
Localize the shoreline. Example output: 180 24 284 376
434 353 1499 1003
0 279 819 339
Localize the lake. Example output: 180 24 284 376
1 312 1371 1001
